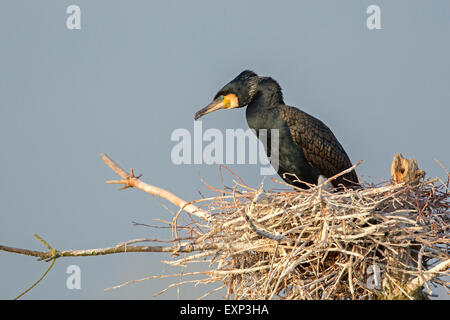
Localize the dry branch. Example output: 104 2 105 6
0 241 273 260
101 153 211 221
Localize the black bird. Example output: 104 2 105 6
194 70 359 189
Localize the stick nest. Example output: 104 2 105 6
164 173 449 300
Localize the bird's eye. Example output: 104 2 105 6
219 95 225 101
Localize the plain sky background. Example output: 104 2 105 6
0 1 448 299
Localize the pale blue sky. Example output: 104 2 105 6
0 0 448 299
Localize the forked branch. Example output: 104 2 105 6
101 153 211 221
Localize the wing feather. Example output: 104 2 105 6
278 105 358 187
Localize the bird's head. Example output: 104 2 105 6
194 70 259 120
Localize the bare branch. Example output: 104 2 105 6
406 259 450 294
101 153 211 221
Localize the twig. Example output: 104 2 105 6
12 234 58 299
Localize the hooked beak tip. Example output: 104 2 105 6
194 98 224 121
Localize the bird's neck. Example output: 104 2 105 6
248 78 284 110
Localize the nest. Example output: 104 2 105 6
160 171 449 300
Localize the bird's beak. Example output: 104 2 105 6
194 94 239 120
194 96 228 120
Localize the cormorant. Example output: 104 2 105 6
194 70 359 189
